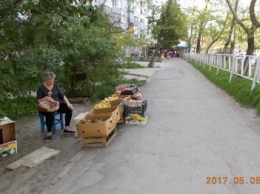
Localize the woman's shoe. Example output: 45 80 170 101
64 126 75 134
64 130 75 134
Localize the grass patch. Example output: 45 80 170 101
190 60 260 115
120 62 144 69
133 57 162 62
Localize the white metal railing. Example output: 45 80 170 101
183 53 260 92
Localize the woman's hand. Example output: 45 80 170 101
63 96 73 110
67 103 73 110
44 96 53 102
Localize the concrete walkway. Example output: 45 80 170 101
120 60 164 80
44 58 260 194
2 58 260 194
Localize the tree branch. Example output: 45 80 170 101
225 0 248 32
249 0 260 28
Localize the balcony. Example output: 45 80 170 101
112 7 121 14
128 12 135 24
103 5 112 14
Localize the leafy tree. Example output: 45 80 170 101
58 19 122 98
225 0 260 74
147 0 186 67
223 0 238 54
0 0 122 117
225 0 260 55
203 9 229 53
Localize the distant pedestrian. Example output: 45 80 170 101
176 51 180 58
163 49 168 59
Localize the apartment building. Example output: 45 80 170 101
93 0 164 38
92 0 164 56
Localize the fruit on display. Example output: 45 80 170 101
129 99 136 102
79 118 104 123
94 118 103 123
80 118 91 123
104 94 119 101
94 101 111 109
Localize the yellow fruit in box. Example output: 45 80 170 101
104 94 119 101
129 99 136 102
94 101 111 109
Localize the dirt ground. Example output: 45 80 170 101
0 101 94 193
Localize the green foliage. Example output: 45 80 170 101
190 60 260 114
56 22 122 97
148 0 187 48
0 97 37 120
0 0 98 98
136 57 162 62
90 79 146 101
0 0 124 118
120 62 144 69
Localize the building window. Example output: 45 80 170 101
134 16 138 23
112 0 118 7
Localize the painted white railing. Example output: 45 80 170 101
183 53 260 92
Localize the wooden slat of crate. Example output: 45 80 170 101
82 128 117 148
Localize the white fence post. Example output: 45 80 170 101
251 57 260 93
229 55 236 82
186 53 260 91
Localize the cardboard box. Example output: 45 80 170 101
0 117 16 145
110 95 131 104
110 100 123 114
0 140 17 158
76 114 115 138
89 106 120 125
110 101 124 123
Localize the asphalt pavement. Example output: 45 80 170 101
1 58 260 194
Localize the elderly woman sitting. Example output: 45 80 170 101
37 71 75 140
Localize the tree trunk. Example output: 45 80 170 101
205 41 214 54
223 0 238 54
147 0 173 67
246 29 255 55
223 22 235 54
243 29 255 74
230 26 235 54
196 32 201 53
147 43 161 68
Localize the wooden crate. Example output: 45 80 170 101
82 128 117 148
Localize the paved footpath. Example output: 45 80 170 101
2 58 260 194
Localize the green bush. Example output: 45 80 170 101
91 78 146 101
0 97 37 120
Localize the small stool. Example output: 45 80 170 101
39 112 64 134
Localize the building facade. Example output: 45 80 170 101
92 0 165 56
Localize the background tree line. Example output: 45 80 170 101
0 0 186 118
182 0 260 56
2 0 258 118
